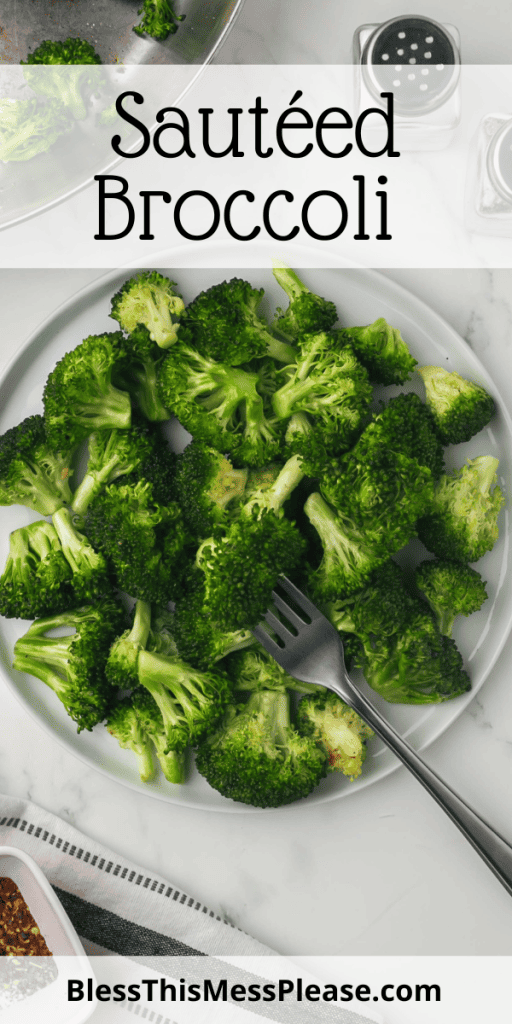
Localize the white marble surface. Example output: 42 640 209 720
1 268 512 956
218 0 512 65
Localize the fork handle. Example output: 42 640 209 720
333 680 512 896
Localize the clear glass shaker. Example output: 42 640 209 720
353 15 461 151
465 115 512 235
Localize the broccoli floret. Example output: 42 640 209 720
326 560 418 641
416 366 495 445
110 272 185 348
197 455 307 630
305 492 403 602
417 456 504 563
84 478 188 602
360 611 471 704
358 393 444 478
22 37 102 65
131 688 186 783
44 333 131 453
13 599 126 731
134 0 185 39
0 520 73 620
157 342 283 467
106 696 155 783
296 690 373 779
0 97 73 162
335 318 417 385
320 445 434 546
52 506 110 603
195 689 327 807
226 646 317 695
22 64 103 120
182 277 295 365
174 441 248 540
113 325 171 422
172 573 254 670
0 415 73 516
273 267 338 342
271 335 372 457
106 599 152 690
71 420 158 516
415 559 488 636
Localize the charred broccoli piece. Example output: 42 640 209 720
416 366 495 445
273 267 338 342
13 599 126 731
0 415 73 516
43 332 131 452
110 272 185 348
195 689 327 807
296 690 373 779
415 559 488 636
417 456 504 563
335 318 417 385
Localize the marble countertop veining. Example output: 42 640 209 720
1 268 512 956
218 0 512 65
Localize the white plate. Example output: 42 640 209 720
0 268 511 813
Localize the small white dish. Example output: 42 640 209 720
0 846 95 1023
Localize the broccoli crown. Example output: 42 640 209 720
84 479 188 603
415 559 488 636
134 0 185 39
272 335 372 456
44 332 131 452
358 393 444 479
172 572 254 670
296 690 373 779
198 512 306 631
174 440 248 539
416 366 495 445
320 445 434 542
335 317 417 386
157 342 283 467
182 278 278 365
13 598 126 731
22 65 103 120
0 414 73 516
417 456 504 562
131 687 186 783
195 689 327 807
0 97 73 162
106 695 155 783
0 520 74 620
326 560 418 641
273 267 338 341
304 492 396 603
21 38 102 64
360 611 471 704
52 506 111 604
111 273 185 348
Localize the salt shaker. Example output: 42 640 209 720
353 15 461 151
465 114 512 235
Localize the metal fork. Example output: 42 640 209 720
252 576 512 897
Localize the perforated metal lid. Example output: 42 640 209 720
361 15 460 116
487 118 512 203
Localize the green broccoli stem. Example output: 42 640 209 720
244 454 304 516
273 267 306 301
272 337 326 420
52 506 98 573
265 335 297 365
134 743 155 783
285 411 314 442
304 492 364 572
129 600 153 650
248 688 291 745
133 358 171 422
153 743 186 784
71 446 128 516
472 456 499 495
138 651 208 722
12 650 72 699
22 460 72 516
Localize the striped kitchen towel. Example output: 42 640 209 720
0 797 382 1024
